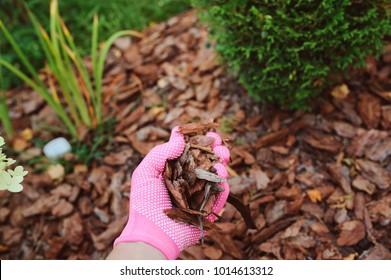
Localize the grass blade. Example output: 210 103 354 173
27 8 81 127
0 43 13 138
95 30 145 122
0 59 77 137
0 19 40 82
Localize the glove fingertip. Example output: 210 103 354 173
205 131 222 148
213 162 228 178
169 126 184 141
213 146 230 166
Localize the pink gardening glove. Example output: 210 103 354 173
114 127 230 260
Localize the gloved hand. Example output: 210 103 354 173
114 127 230 260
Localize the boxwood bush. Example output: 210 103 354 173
192 0 391 110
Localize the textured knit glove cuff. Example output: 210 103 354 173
114 210 180 260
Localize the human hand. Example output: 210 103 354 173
114 126 230 260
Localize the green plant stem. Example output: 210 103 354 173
0 60 77 137
94 29 144 123
0 43 13 138
0 93 13 138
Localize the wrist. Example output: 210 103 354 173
107 242 166 260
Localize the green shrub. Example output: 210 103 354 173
192 0 391 110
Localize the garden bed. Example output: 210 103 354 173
1 10 390 260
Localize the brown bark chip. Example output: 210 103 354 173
163 123 255 238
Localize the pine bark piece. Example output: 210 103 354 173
337 220 366 246
194 168 227 183
163 123 225 230
163 122 255 234
355 159 391 190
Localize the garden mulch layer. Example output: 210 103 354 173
1 10 391 260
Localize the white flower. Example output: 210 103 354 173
5 158 16 166
7 176 24 192
8 166 28 177
0 170 12 190
0 169 24 192
0 161 7 171
0 151 6 162
0 135 27 193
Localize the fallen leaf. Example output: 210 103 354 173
306 189 322 203
20 128 33 140
47 164 65 180
12 137 28 151
331 84 349 99
74 164 88 174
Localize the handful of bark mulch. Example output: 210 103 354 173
163 123 256 241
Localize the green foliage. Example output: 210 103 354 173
0 38 13 138
0 0 141 138
0 135 28 192
71 117 117 167
0 0 191 89
0 59 13 138
221 116 236 133
192 0 391 110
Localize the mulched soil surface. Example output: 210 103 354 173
1 10 390 260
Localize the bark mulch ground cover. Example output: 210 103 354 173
0 10 390 260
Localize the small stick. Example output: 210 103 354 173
198 215 205 244
198 182 212 212
198 182 213 244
